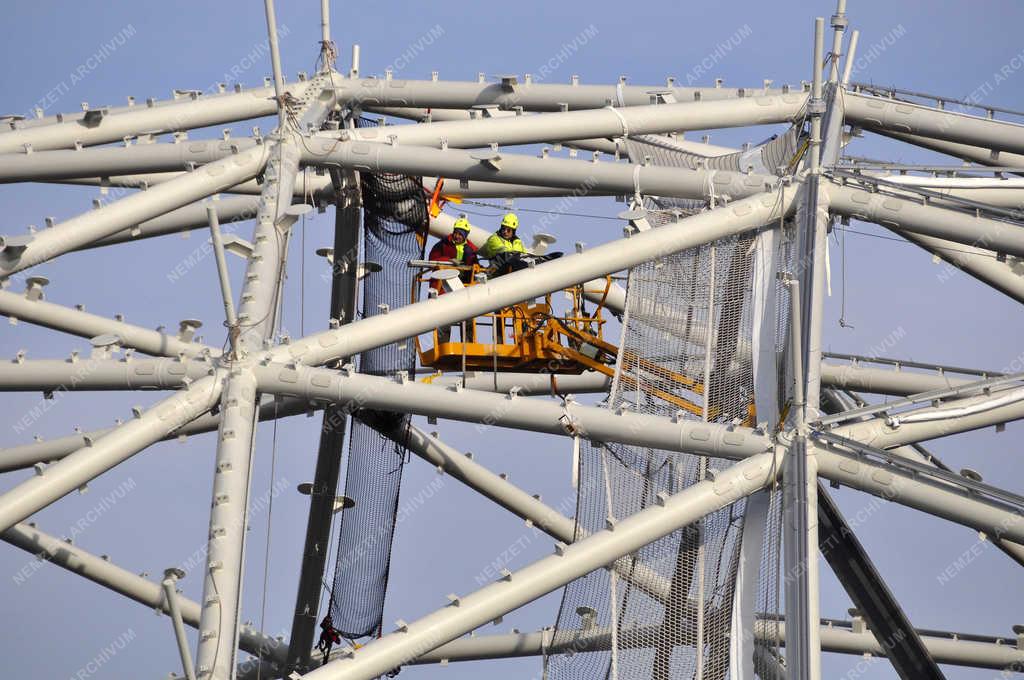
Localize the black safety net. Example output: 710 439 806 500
329 148 428 638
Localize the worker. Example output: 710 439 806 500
428 217 478 278
428 217 479 343
316 614 342 666
479 212 561 275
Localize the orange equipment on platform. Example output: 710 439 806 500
411 262 711 418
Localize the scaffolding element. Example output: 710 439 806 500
2 7 1023 680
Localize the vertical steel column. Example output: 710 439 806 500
320 0 330 46
792 19 828 680
195 65 334 677
195 369 261 680
783 268 821 680
841 30 860 86
286 170 361 671
827 0 848 84
207 206 240 359
195 136 306 680
263 0 288 130
800 18 829 417
163 569 199 680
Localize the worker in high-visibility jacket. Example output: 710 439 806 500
478 213 529 274
428 217 478 343
428 217 478 276
479 212 562 275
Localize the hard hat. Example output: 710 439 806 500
500 213 519 230
452 217 471 234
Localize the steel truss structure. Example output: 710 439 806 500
1 2 1023 679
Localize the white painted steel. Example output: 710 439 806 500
297 450 780 680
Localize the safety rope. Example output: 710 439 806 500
256 398 280 680
606 104 630 139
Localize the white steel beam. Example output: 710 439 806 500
303 140 774 203
0 521 288 667
0 139 256 182
254 364 772 461
0 357 211 391
0 396 316 473
820 362 972 397
0 83 310 153
0 145 267 277
243 620 1024 677
424 370 611 396
813 444 1024 544
331 77 794 112
0 373 223 533
195 69 335 680
250 621 1024 673
48 172 332 201
368 419 675 604
336 94 806 149
0 288 218 359
830 384 1024 448
271 188 796 368
296 449 781 680
845 92 1024 156
828 182 1024 259
867 128 1024 173
367 105 742 156
80 196 261 252
46 171 602 202
887 228 1024 305
195 369 259 680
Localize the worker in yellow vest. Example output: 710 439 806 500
479 212 563 275
479 213 527 258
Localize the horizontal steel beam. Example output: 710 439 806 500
254 364 771 461
813 444 1024 544
1 521 288 667
828 182 1024 258
0 357 212 391
830 384 1024 448
0 82 308 153
819 362 971 397
0 139 256 182
271 188 795 369
333 77 793 112
368 418 674 603
338 94 805 149
260 620 1023 673
889 228 1024 305
80 196 261 251
254 364 1024 546
0 145 267 276
424 370 611 396
365 105 742 156
845 92 1024 156
867 129 1024 175
296 449 780 680
363 106 623 155
427 362 990 401
303 140 774 203
0 288 218 359
47 172 605 202
0 374 222 532
0 396 316 473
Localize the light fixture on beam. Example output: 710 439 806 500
297 482 355 513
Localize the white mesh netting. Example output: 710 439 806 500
544 134 797 679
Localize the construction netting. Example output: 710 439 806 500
329 137 429 638
545 132 798 679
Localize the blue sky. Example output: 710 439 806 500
2 1 1024 679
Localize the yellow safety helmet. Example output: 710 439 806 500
500 213 519 230
452 217 471 234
